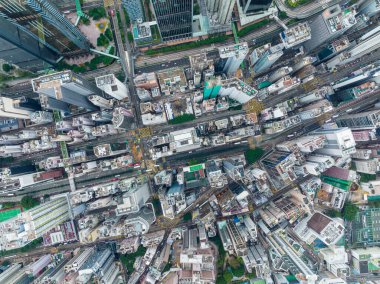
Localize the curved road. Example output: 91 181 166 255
275 0 341 19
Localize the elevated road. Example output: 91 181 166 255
275 0 341 19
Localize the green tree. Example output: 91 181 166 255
2 63 13 72
237 19 271 37
343 201 359 221
88 7 106 20
228 256 241 269
127 31 134 43
21 196 39 210
2 202 15 209
168 114 196 125
360 173 377 183
246 271 256 279
325 209 342 218
123 7 130 25
105 28 113 41
183 212 192 222
97 33 109 47
245 148 265 164
216 276 227 284
193 3 200 15
223 271 233 282
231 264 245 277
81 17 90 25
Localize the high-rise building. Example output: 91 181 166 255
30 111 53 124
312 127 356 157
268 66 293 83
88 95 113 109
116 182 151 215
206 0 236 25
203 76 222 100
122 0 144 22
336 110 380 130
240 0 273 14
32 71 103 111
253 44 284 73
0 38 48 72
280 22 312 49
112 107 134 129
304 5 357 51
151 0 193 42
95 74 129 101
0 0 90 66
218 42 249 75
0 97 34 119
0 197 70 250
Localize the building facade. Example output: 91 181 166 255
151 0 193 42
0 0 90 66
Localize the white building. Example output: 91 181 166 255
95 74 129 100
276 135 326 153
30 111 53 124
0 97 33 119
206 0 235 25
88 95 113 109
218 78 257 104
319 246 350 278
293 212 345 246
218 42 249 75
116 182 151 216
280 22 311 49
0 197 70 251
354 158 379 174
312 127 356 157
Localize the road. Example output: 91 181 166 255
275 0 341 19
135 22 284 68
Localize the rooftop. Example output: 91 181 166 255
307 212 332 234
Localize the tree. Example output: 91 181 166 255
183 212 192 222
168 114 196 125
97 33 109 47
2 63 13 72
228 256 241 269
88 7 106 20
343 201 359 221
246 271 256 279
21 196 39 210
105 28 113 41
81 17 90 25
216 276 227 284
223 271 233 282
325 209 342 218
2 202 15 209
245 148 265 164
231 264 245 277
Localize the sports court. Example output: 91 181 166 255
0 208 21 222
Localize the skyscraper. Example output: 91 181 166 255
312 127 356 157
0 97 37 119
0 0 90 66
240 0 273 14
218 42 249 75
122 0 144 22
207 0 236 25
336 110 380 130
151 0 193 41
253 44 284 73
32 71 103 111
